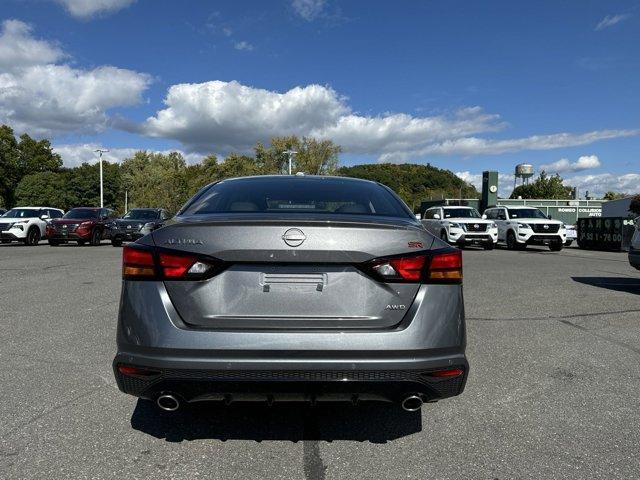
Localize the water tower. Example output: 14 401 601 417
514 163 534 191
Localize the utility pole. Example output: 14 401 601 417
283 150 297 175
94 149 109 208
125 190 128 213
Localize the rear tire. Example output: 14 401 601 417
111 237 122 247
48 239 60 246
90 229 101 246
483 242 494 250
1 239 10 244
25 227 41 246
506 231 517 250
549 241 563 251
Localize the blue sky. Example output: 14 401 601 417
1 0 638 196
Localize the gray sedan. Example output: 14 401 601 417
112 175 468 413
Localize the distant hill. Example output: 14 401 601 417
338 163 479 211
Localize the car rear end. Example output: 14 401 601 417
113 176 468 411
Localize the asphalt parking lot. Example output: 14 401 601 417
1 241 639 479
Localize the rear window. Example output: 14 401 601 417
180 177 411 218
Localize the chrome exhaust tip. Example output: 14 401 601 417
401 395 423 412
156 394 180 412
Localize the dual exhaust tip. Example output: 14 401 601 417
156 394 180 412
156 393 423 412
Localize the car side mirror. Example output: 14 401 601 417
481 214 487 219
433 213 440 220
40 214 49 220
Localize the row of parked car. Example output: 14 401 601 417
0 203 589 253
0 206 170 247
421 205 577 251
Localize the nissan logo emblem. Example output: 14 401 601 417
282 228 306 247
543 224 549 229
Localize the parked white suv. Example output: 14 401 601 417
484 206 566 251
422 206 498 249
629 217 640 270
0 207 64 246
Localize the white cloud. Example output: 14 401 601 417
565 173 640 197
234 41 254 51
595 14 631 31
292 0 327 21
55 0 136 19
140 79 640 160
0 20 65 71
0 20 150 136
142 81 350 153
407 130 639 158
540 155 601 173
53 143 204 167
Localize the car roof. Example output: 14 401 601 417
442 206 473 209
10 206 63 210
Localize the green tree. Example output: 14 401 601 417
121 151 190 213
510 171 573 199
254 136 341 175
338 163 478 211
0 125 19 208
15 171 67 208
0 125 62 208
603 191 627 201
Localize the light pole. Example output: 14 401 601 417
283 150 297 175
94 149 109 208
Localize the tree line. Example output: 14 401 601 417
1 124 481 214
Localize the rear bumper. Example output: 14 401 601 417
114 281 467 403
113 354 468 403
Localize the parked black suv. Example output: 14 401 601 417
109 208 169 247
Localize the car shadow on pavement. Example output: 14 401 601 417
130 399 421 443
572 276 640 295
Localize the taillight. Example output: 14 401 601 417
123 246 155 278
122 245 220 280
373 255 427 282
159 252 197 278
365 249 462 284
427 367 465 378
427 250 462 282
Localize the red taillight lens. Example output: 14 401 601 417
428 250 462 282
428 367 465 378
117 364 159 377
123 245 155 278
388 255 427 281
159 252 197 278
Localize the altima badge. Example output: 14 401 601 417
163 238 204 245
282 228 306 247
